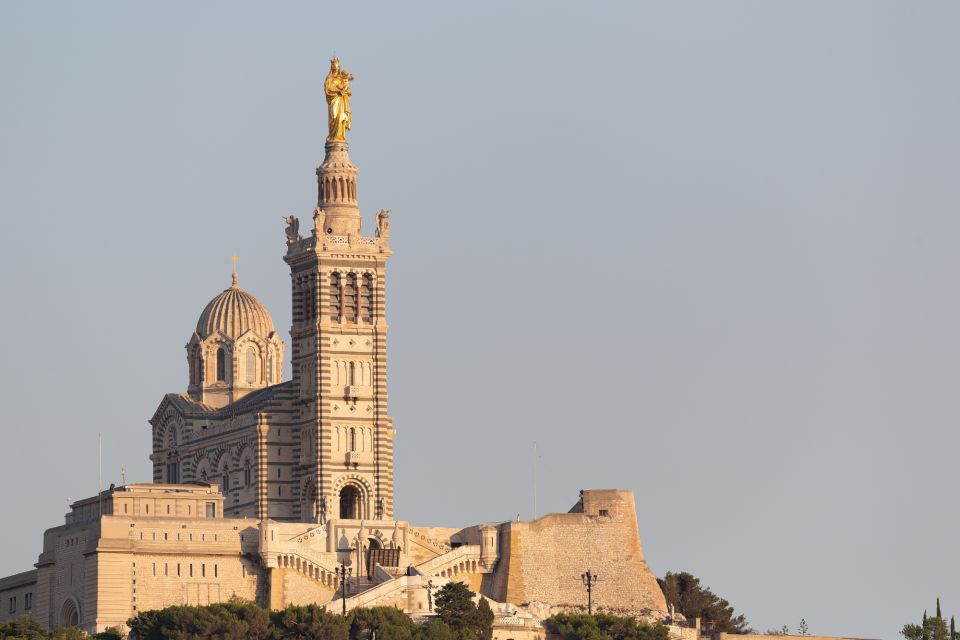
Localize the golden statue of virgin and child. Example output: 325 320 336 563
324 57 354 141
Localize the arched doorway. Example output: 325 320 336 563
339 485 362 519
60 597 80 627
365 537 384 577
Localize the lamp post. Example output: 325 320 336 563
336 535 354 616
426 579 434 613
581 570 598 615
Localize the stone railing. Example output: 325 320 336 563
288 524 326 545
408 529 453 555
414 545 488 577
325 571 413 613
264 547 341 590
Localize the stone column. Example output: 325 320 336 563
256 415 271 520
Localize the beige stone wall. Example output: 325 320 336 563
275 568 336 607
485 490 667 618
0 571 37 625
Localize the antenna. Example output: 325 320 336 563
532 441 538 520
98 433 103 517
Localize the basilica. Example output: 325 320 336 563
0 62 668 637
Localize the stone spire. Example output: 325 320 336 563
316 140 360 236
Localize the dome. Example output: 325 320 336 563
196 272 276 340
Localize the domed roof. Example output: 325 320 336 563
196 272 275 340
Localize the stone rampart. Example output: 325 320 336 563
484 490 666 619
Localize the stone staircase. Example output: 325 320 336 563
269 547 342 590
327 545 492 613
414 545 485 579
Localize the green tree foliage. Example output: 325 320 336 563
798 619 809 636
348 606 419 640
432 581 493 640
128 600 273 640
0 615 85 640
543 613 669 640
902 599 952 640
269 604 349 640
476 599 494 640
0 615 48 640
419 619 457 640
657 572 749 633
122 596 499 640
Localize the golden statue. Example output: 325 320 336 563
325 57 354 141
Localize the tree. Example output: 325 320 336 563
657 572 749 633
476 599 494 640
269 604 349 640
798 619 809 636
92 628 125 640
0 615 48 640
349 606 418 640
542 612 669 640
903 624 924 640
419 619 457 640
902 601 951 640
433 581 492 640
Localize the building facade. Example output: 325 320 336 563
0 82 667 635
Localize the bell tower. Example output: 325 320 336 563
285 129 394 524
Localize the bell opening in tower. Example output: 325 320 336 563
340 485 362 519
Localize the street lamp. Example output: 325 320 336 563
581 570 598 615
336 533 354 616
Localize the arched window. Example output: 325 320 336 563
196 353 204 385
344 274 357 322
330 273 342 322
221 469 230 493
340 485 361 519
360 274 373 323
350 427 356 452
243 462 252 487
302 283 315 322
216 348 226 382
245 346 257 385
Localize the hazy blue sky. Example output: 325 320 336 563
1 2 958 637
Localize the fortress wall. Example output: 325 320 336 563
94 552 262 631
276 568 336 607
485 490 667 618
95 517 263 631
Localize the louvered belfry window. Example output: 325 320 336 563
216 348 226 382
245 346 257 384
330 273 342 322
344 274 358 322
360 274 373 323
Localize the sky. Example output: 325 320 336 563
1 2 958 637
